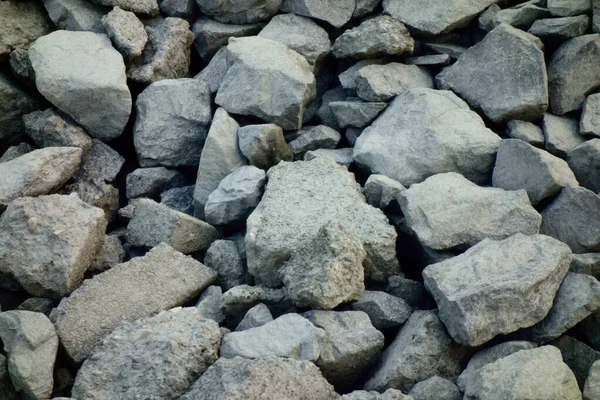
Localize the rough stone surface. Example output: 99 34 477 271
23 109 92 153
289 125 341 155
235 304 273 331
101 7 148 61
195 0 282 24
352 290 412 330
542 113 585 157
194 46 228 93
238 124 293 170
364 174 406 210
63 179 120 224
89 234 125 273
222 285 291 320
204 240 246 290
73 139 125 183
161 185 195 215
584 360 600 400
0 0 53 61
91 0 159 15
553 335 600 388
505 119 545 146
0 144 33 164
548 0 592 17
342 390 413 400
529 15 590 40
408 376 461 400
387 276 435 310
195 286 225 324
329 101 387 129
192 17 263 63
125 167 186 199
571 253 600 279
0 73 42 143
280 0 356 28
42 0 108 33
582 93 600 138
17 298 55 316
304 148 354 168
338 59 385 93
355 63 433 102
567 139 600 193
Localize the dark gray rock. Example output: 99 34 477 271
159 0 198 19
351 290 411 330
552 335 600 389
0 0 53 61
63 179 120 224
317 86 347 128
73 139 124 183
194 46 228 93
235 304 273 331
23 109 92 153
42 0 108 33
387 275 434 310
567 139 600 193
548 0 591 16
161 185 195 215
10 47 36 89
0 143 33 163
17 298 55 316
222 285 290 320
196 286 225 324
126 167 187 199
408 376 461 400
204 240 246 290
582 93 600 138
192 17 263 63
0 73 42 143
542 113 585 157
505 119 545 146
405 54 451 66
529 15 590 40
280 0 355 28
491 1 550 30
364 174 406 209
571 253 600 279
88 234 126 273
289 125 341 155
424 42 467 59
195 0 282 24
238 124 293 170
101 7 148 61
355 62 433 102
353 0 382 18
330 101 387 129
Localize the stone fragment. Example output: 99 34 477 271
387 276 435 310
192 17 263 62
330 101 387 129
405 54 451 66
195 286 225 323
235 304 273 331
204 240 246 290
352 0 382 18
280 0 355 28
24 109 92 153
505 119 545 146
342 390 412 400
529 15 590 40
0 72 43 143
238 124 293 169
17 298 55 316
542 113 585 157
63 179 120 223
408 376 461 400
491 2 549 30
553 335 600 387
29 30 132 141
196 0 282 24
355 63 433 102
126 167 186 199
9 47 36 89
91 0 158 15
194 47 228 93
50 243 217 363
304 148 353 168
0 144 33 163
289 125 341 155
567 139 600 193
585 360 600 400
364 174 405 210
101 6 148 61
88 234 125 273
338 60 385 92
42 0 108 33
0 0 53 61
548 0 591 16
222 285 291 319
582 93 600 138
72 308 221 400
352 290 411 330
425 43 467 59
73 139 124 183
571 253 600 279
159 0 198 18
161 185 195 215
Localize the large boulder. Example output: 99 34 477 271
195 0 282 24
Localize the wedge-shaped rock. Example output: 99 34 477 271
436 24 547 123
353 89 501 186
236 304 273 331
0 0 53 60
72 308 222 400
330 101 387 129
356 62 433 102
29 30 132 141
542 113 585 157
23 109 92 152
399 173 542 251
192 17 263 62
567 139 600 193
280 0 355 28
102 6 148 61
50 243 217 363
351 290 411 330
246 158 399 287
42 0 107 33
237 124 293 170
195 0 282 24
0 195 106 298
505 119 545 146
528 15 590 40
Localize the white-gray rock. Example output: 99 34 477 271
542 113 585 157
567 139 600 193
505 119 545 146
364 174 406 210
280 0 355 28
355 62 433 102
351 290 412 330
0 144 33 164
237 124 293 170
195 0 282 24
235 304 273 331
582 93 600 138
101 7 148 61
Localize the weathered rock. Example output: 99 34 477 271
17 298 55 316
406 53 451 67
180 356 338 400
159 0 198 18
332 16 414 59
73 139 124 183
352 0 382 18
72 308 221 400
238 124 293 170
193 17 263 62
42 0 108 33
542 113 585 157
505 119 545 146
436 24 548 123
88 234 125 273
387 276 435 310
0 0 53 61
541 187 600 253
50 243 217 363
215 37 316 130
9 47 36 89
585 360 600 400
90 0 158 15
101 7 148 61
204 240 246 290
289 125 341 155
126 167 186 199
425 42 467 59
571 253 600 279
463 346 582 400
304 148 354 168
342 390 412 400
222 285 291 320
280 0 355 28
364 174 405 210
582 93 600 138
23 109 92 153
354 89 501 186
235 304 273 331
330 101 387 129
0 311 58 400
548 0 591 16
567 139 600 193
529 15 590 40
548 34 600 115
553 335 600 387
365 310 466 393
0 143 33 163
408 376 460 400
351 290 411 330
0 72 43 143
195 286 225 323
246 158 399 287
29 30 132 141
355 63 433 102
195 0 282 24
63 179 120 223
338 59 385 93
161 185 195 215
491 1 549 30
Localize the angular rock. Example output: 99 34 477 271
529 15 590 40
235 304 273 331
23 109 92 153
192 17 263 62
505 119 545 146
491 1 549 30
351 290 411 330
548 0 591 16
17 298 55 316
387 276 435 310
195 286 225 323
29 30 132 141
159 0 198 19
204 240 246 290
161 185 195 215
42 0 108 33
571 253 600 279
280 0 355 28
89 234 126 273
126 167 186 199
330 101 386 131
553 335 600 387
542 113 585 157
194 46 228 93
582 93 600 138
0 72 43 143
72 308 221 400
364 174 405 210
342 390 412 400
0 143 33 164
50 243 217 363
195 0 282 24
63 179 120 223
304 148 353 168
238 124 293 170
0 0 53 61
425 42 467 59
436 24 548 123
101 7 148 61
9 47 36 89
405 54 452 67
567 139 600 193
74 139 125 184
338 60 385 93
408 376 460 400
585 360 600 400
289 125 341 155
222 285 291 320
91 0 158 15
355 63 433 102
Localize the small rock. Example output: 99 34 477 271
552 335 600 387
387 276 435 310
9 47 36 88
126 167 187 199
548 0 591 16
352 0 381 18
0 143 33 163
351 290 411 330
63 179 120 224
330 101 387 130
88 235 126 273
204 240 246 290
355 62 433 102
159 0 198 19
280 0 355 28
505 119 545 146
161 185 195 215
235 304 273 331
317 86 347 128
567 139 600 193
408 376 461 400
304 148 354 168
101 7 148 61
195 0 282 24
571 253 600 279
584 360 600 400
194 46 228 93
528 15 590 41
23 109 91 153
338 59 385 93
0 0 53 61
289 125 341 155
42 0 107 33
222 285 290 320
341 390 412 400
491 2 550 30
195 286 225 323
582 93 600 138
0 72 42 143
17 298 55 316
405 54 451 67
192 17 263 62
73 139 125 183
542 113 585 157
425 42 467 59
238 124 293 170
364 174 406 210
91 0 158 15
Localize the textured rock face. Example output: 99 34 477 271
408 376 461 400
585 360 600 400
353 89 501 187
542 113 585 157
567 139 600 193
582 94 600 138
90 0 159 15
193 18 263 63
73 139 124 183
236 304 273 331
29 30 132 141
280 0 356 28
355 63 433 102
42 0 107 33
196 0 282 24
72 308 222 400
204 240 246 290
237 124 293 170
23 109 92 152
528 15 590 40
351 291 412 330
0 0 53 61
423 233 572 346
101 7 148 61
246 158 399 287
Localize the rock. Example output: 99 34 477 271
220 313 326 361
29 30 132 141
332 16 414 59
0 143 33 163
571 253 600 279
329 101 387 129
492 139 579 205
463 346 581 400
91 0 158 15
338 59 385 93
553 335 600 387
364 174 405 210
73 139 125 183
0 195 107 298
193 108 247 219
408 376 461 400
63 179 120 223
425 42 467 59
88 234 125 273
134 79 212 168
405 54 452 66
303 310 384 387
505 119 545 146
541 187 600 253
0 72 43 143
215 37 316 130
259 13 331 69
383 0 498 35
342 390 412 400
280 221 366 310
280 0 355 28
387 276 435 310
23 109 92 153
399 173 541 251
585 361 600 400
194 47 228 93
10 47 36 89
436 24 547 124
195 0 282 24
582 93 600 138
42 0 108 33
355 63 433 102
161 185 195 215
101 7 148 61
365 310 465 393
304 148 353 168
542 113 585 157
246 158 399 287
128 17 194 84
0 311 58 400
204 240 246 290
205 166 266 226
195 286 225 323
0 0 53 61
126 167 186 199
424 233 571 346
548 0 591 16
192 17 263 63
567 139 600 193
180 356 338 400
72 308 221 400
528 15 590 40
0 147 83 209
50 243 217 363
222 285 291 320
235 304 273 331
491 1 549 30
353 89 501 187
479 2 500 30
17 298 55 316
289 125 341 155
238 124 293 170
548 34 600 115
351 290 411 330
352 0 382 18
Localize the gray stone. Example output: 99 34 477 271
585 360 600 400
0 72 43 143
195 0 282 24
341 390 412 400
338 59 385 93
128 17 194 84
73 139 124 183
541 187 600 253
126 198 218 253
595 0 600 33
567 139 600 193
582 93 600 138
330 101 387 129
463 346 582 400
126 167 187 199
529 15 590 40
408 376 460 400
17 298 55 316
572 253 600 279
0 144 33 163
204 240 246 290
246 158 399 287
134 79 212 168
194 46 228 93
436 24 547 124
101 7 148 61
355 63 433 102
0 147 83 209
387 276 434 310
548 34 600 115
72 307 221 400
351 290 411 330
548 0 592 16
280 221 366 310
491 2 550 30
215 37 316 130
205 166 266 226
317 86 347 128
238 124 293 170
280 0 355 28
193 108 247 219
303 310 384 387
0 354 18 400
192 17 263 63
554 335 600 387
235 304 273 331
63 179 120 223
424 42 467 59
364 174 406 209
91 0 158 15
9 47 36 89
304 148 354 168
505 119 545 146
159 0 198 19
23 109 92 153
353 89 501 187
542 113 585 157
353 0 382 18
50 242 217 363
0 0 53 61
42 0 108 33
405 54 451 67
424 233 571 346
195 286 225 323
161 185 194 215
222 285 290 319
332 16 414 59
88 234 126 273
0 311 58 400
364 310 466 393
180 356 338 400
399 173 541 251
289 125 341 155
29 30 132 141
